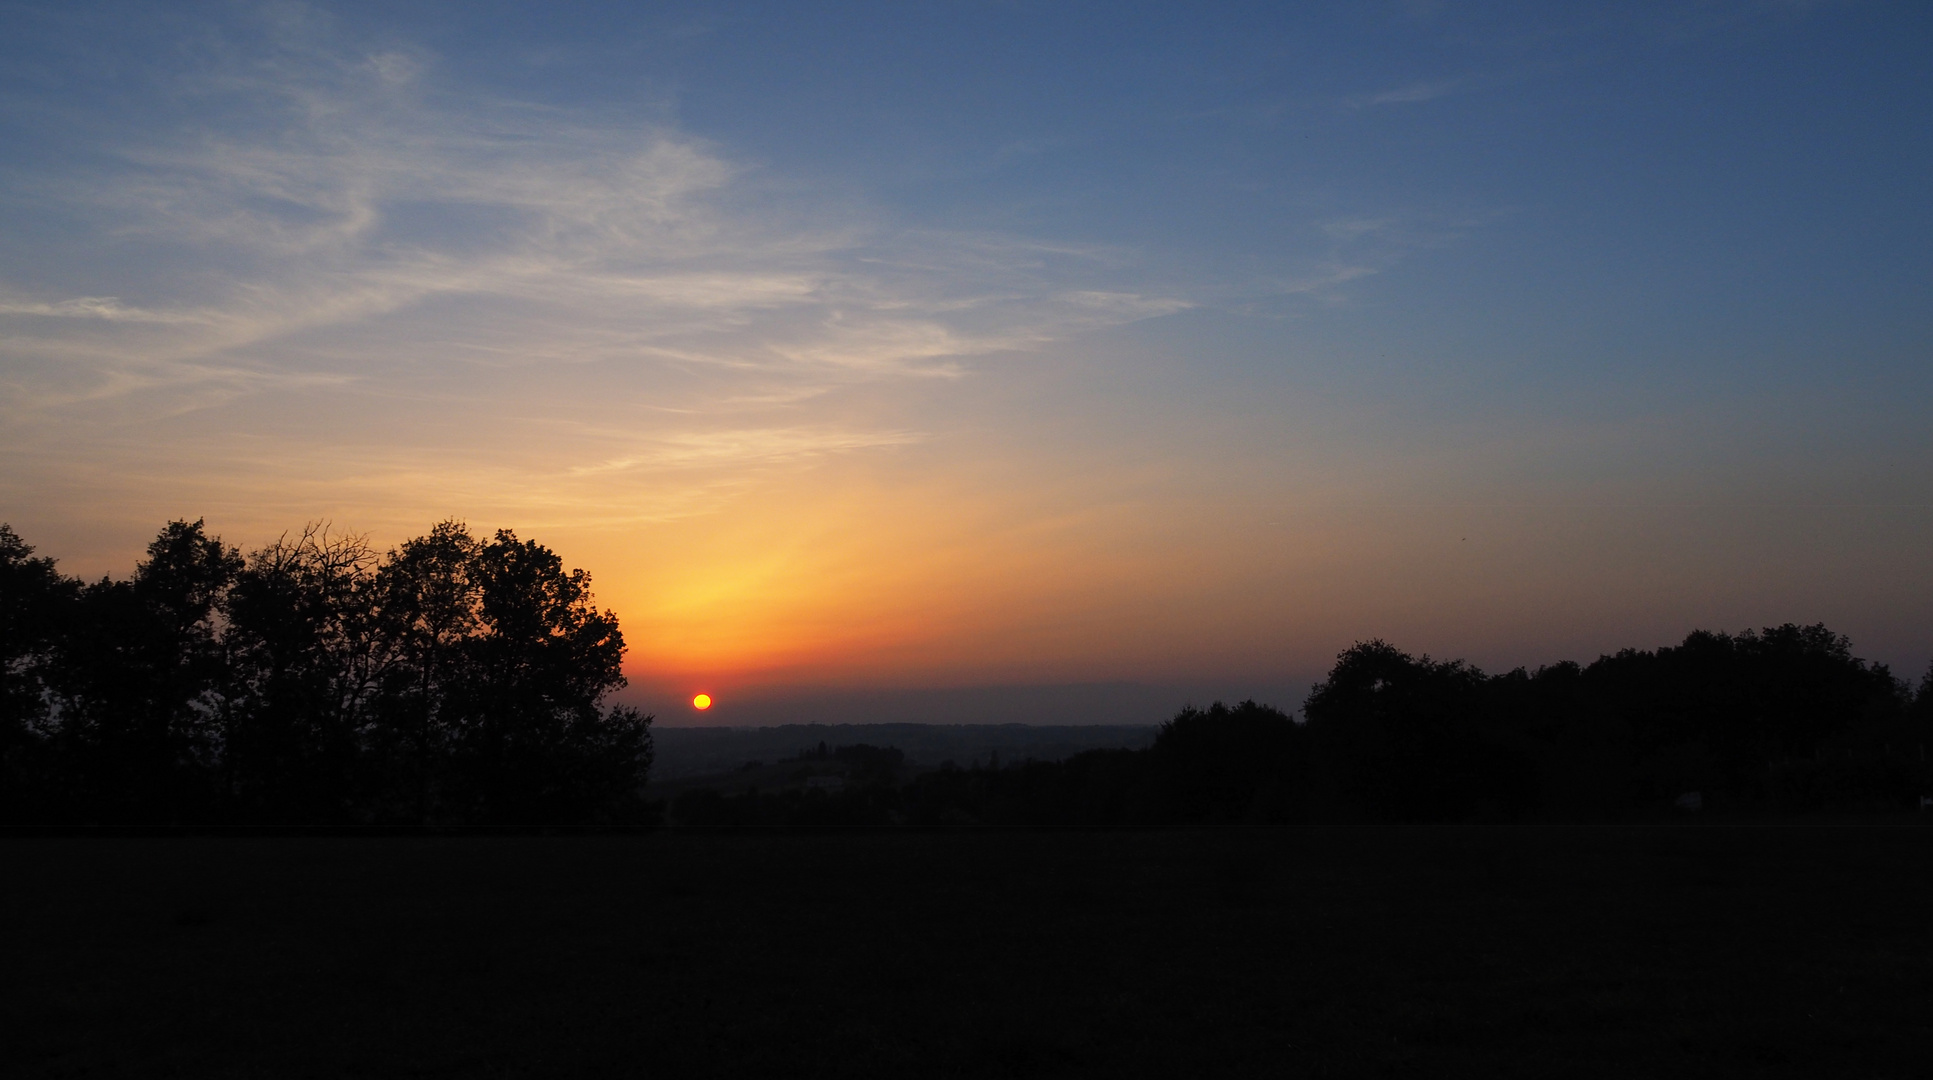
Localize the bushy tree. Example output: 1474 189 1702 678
45 521 241 821
1580 625 1910 805
1 519 653 825
445 529 648 823
223 525 384 821
1302 641 1536 820
0 526 78 817
369 520 483 819
1151 700 1306 823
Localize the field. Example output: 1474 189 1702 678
5 827 1931 1078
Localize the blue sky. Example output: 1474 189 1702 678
2 1 1929 719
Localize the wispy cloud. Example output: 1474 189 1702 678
1229 213 1476 307
1348 79 1462 108
1274 265 1379 296
0 297 210 323
0 3 1201 532
569 427 926 476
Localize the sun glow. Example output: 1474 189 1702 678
692 693 712 710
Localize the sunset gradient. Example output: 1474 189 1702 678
3 2 1930 722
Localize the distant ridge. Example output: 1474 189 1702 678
637 682 1219 728
649 723 1158 781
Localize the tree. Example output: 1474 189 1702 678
369 520 482 820
222 524 384 820
0 525 78 816
446 529 649 823
49 520 241 821
4 519 655 825
1150 700 1306 823
1581 625 1910 803
1302 641 1535 820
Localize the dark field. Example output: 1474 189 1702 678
6 829 1931 1078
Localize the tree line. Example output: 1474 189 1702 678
1 521 652 825
671 627 1933 825
8 518 1931 826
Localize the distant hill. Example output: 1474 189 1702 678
649 723 1159 782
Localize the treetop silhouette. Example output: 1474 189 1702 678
5 518 1929 826
1 519 651 826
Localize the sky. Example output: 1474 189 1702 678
2 1 1930 724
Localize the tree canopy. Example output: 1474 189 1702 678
667 629 1931 826
1 520 652 825
6 518 1928 826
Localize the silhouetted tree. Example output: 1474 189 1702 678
9 513 1924 826
1580 624 1910 806
222 525 383 821
1302 641 1536 820
0 525 77 817
48 520 241 821
1480 661 1631 819
369 520 482 820
1912 663 1933 752
444 529 649 823
1 519 653 825
667 620 1928 826
1151 700 1307 823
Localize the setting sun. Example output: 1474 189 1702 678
692 694 712 710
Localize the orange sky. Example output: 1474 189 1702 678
4 4 1931 723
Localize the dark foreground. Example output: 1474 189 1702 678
5 829 1930 1078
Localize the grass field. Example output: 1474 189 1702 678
5 828 1931 1077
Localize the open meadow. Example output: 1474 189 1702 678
5 827 1931 1078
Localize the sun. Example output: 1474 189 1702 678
692 693 712 710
